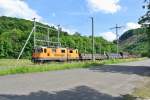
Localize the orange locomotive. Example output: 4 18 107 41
32 46 79 63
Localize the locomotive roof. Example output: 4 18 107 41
34 46 78 50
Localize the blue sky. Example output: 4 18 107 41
0 0 145 41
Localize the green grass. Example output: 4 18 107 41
0 58 146 76
132 81 150 99
122 80 150 100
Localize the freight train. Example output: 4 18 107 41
32 46 132 63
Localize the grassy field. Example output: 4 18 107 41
0 58 146 76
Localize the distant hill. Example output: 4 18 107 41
119 28 148 56
0 16 116 59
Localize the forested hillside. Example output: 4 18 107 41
0 16 116 59
119 28 148 56
118 1 150 57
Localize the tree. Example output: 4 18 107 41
0 16 117 59
73 32 81 36
139 0 150 24
138 0 150 57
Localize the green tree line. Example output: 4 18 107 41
138 0 150 57
0 16 116 59
119 28 148 56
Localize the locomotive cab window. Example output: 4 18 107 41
38 48 43 53
61 49 66 53
69 50 73 53
33 48 43 53
76 50 78 54
44 48 47 53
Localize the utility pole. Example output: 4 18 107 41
84 42 87 54
110 24 123 54
57 25 60 47
99 43 101 54
91 17 95 61
47 28 50 47
33 18 36 48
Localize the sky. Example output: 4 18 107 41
0 0 145 41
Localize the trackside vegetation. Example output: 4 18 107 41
0 58 145 76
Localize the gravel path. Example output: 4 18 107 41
0 59 150 100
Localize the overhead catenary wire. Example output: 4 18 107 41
36 25 57 31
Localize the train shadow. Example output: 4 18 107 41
89 65 150 77
0 86 124 100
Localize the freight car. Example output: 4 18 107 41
32 46 131 63
79 53 129 60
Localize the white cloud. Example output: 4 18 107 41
61 27 76 35
87 0 121 14
101 22 141 41
100 31 116 41
0 0 76 35
123 22 141 33
46 23 76 35
0 0 42 21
